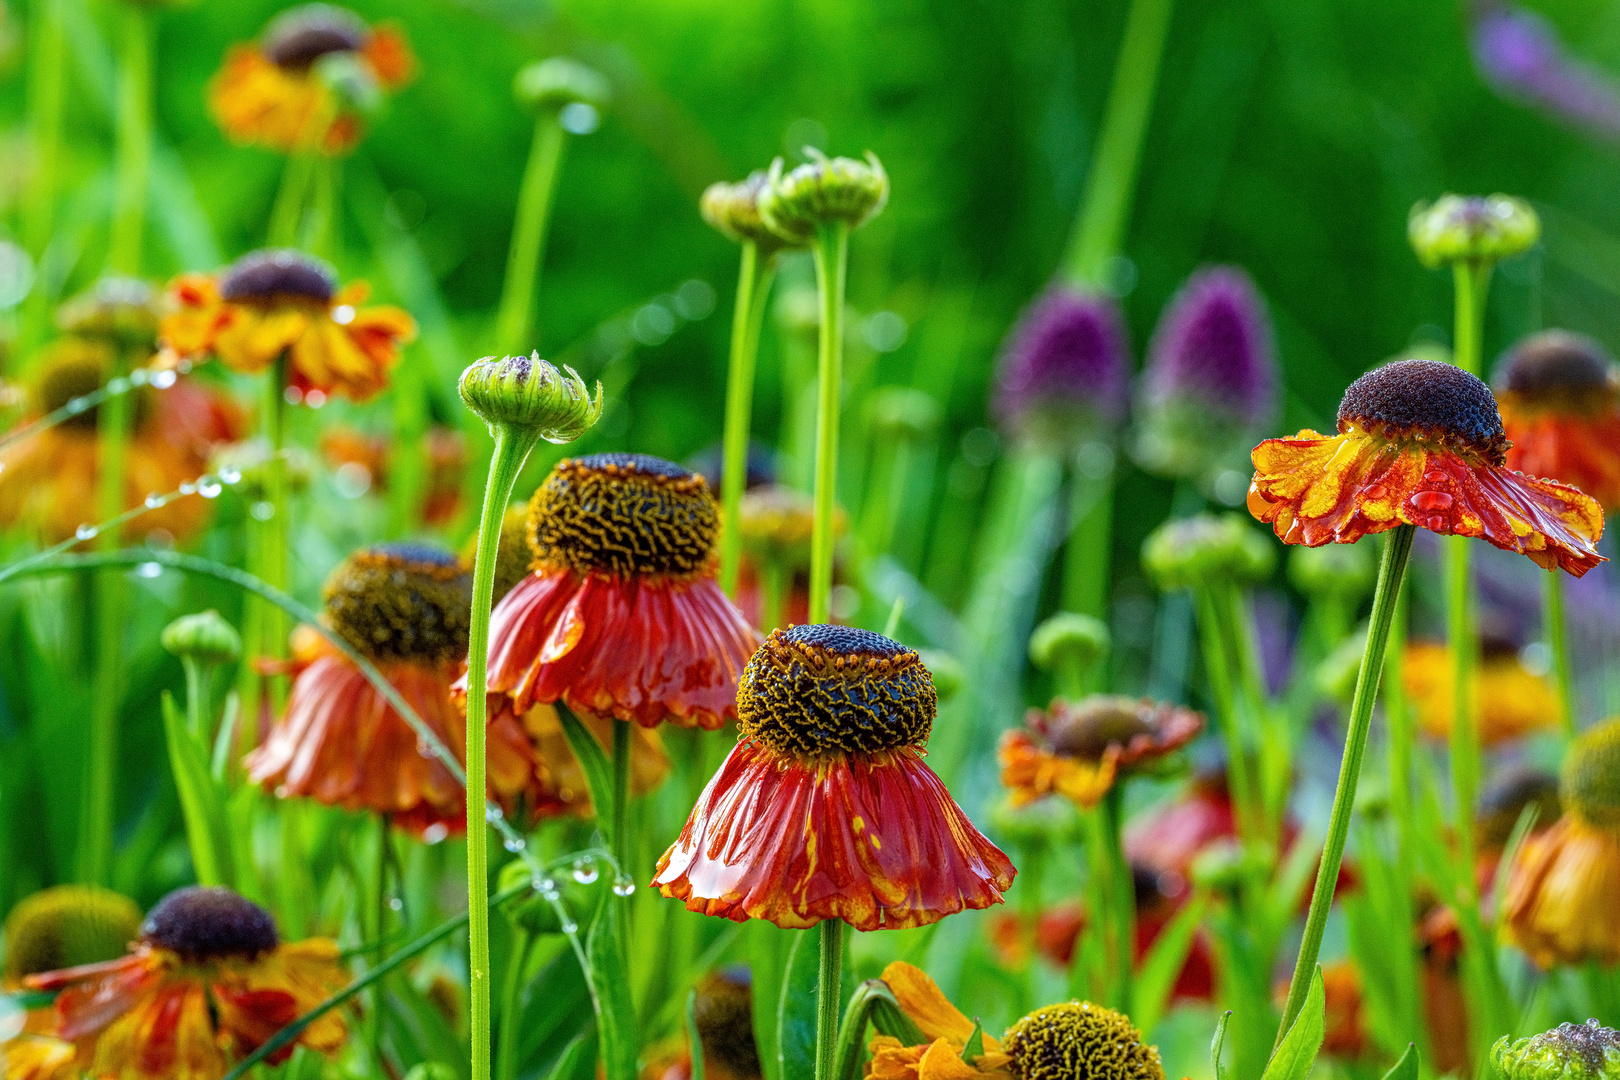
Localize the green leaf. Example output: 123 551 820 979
778 929 819 1080
1261 968 1327 1080
548 1028 600 1080
961 1021 984 1063
750 921 790 1080
556 705 617 843
1381 1043 1419 1080
1132 890 1210 1035
161 690 233 887
687 988 707 1080
1211 1011 1233 1080
588 897 639 1080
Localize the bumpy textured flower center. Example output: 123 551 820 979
141 886 279 961
35 351 108 430
1003 1002 1165 1080
736 625 936 759
2 886 143 981
262 4 367 69
692 968 761 1080
1337 359 1509 463
527 453 718 579
1562 718 1620 828
324 543 472 663
1498 331 1617 410
220 250 338 304
1046 698 1152 761
1508 1021 1620 1080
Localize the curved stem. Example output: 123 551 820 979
1545 571 1576 738
108 4 151 274
816 919 845 1080
808 224 850 624
1061 0 1176 287
1274 523 1415 1047
495 116 567 354
464 425 543 1080
719 242 774 597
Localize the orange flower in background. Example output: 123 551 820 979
319 423 468 525
654 626 1015 930
1272 961 1367 1059
1419 903 1471 1076
499 698 671 820
469 454 759 731
999 696 1203 809
209 4 414 156
0 1036 77 1080
0 340 244 544
866 961 1012 1080
1495 330 1620 510
162 249 416 402
24 887 348 1080
246 545 545 836
1249 359 1604 575
1402 640 1558 746
1502 718 1620 968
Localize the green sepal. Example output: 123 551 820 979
1382 1044 1419 1080
962 1021 985 1063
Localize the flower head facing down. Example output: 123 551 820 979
248 545 546 833
1003 1002 1164 1080
654 625 1015 930
759 150 889 244
2 886 142 985
162 250 417 402
1409 194 1541 268
210 4 414 155
1249 358 1605 575
1502 718 1620 966
1133 267 1277 485
703 171 795 255
993 288 1130 448
459 353 602 442
24 886 349 1080
1000 696 1203 809
474 453 758 729
1495 330 1620 510
1494 1021 1620 1080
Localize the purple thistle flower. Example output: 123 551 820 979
992 287 1130 441
1472 3 1620 143
1141 265 1276 425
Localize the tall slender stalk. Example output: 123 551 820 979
1101 786 1134 1012
18 0 67 358
258 354 291 713
719 242 775 597
1062 471 1114 624
808 224 849 625
1061 0 1176 287
1274 524 1415 1045
108 5 152 275
1545 573 1576 737
816 920 845 1080
495 117 567 354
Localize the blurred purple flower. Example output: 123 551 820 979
993 286 1131 439
1472 2 1620 142
1141 265 1276 425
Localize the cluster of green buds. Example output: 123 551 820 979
1494 1021 1620 1080
757 149 889 244
459 352 603 443
1408 194 1540 268
1286 542 1375 604
1142 512 1276 591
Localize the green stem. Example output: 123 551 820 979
495 927 535 1080
1451 263 1492 377
1103 786 1134 1013
816 919 845 1080
495 116 568 354
720 242 775 597
464 425 544 1080
108 4 152 275
181 657 211 741
1061 468 1115 625
1062 0 1176 286
610 718 633 961
1274 523 1415 1047
259 354 290 713
1445 534 1479 882
267 150 319 249
369 817 391 1074
808 224 850 624
18 0 66 359
1545 571 1576 738
760 558 788 634
1193 588 1256 844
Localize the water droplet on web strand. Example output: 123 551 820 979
75 524 97 540
145 493 163 508
197 477 223 499
106 377 130 395
538 878 561 901
503 835 526 853
612 876 635 897
389 897 404 912
559 918 578 935
128 369 149 386
150 370 176 389
571 857 598 884
484 805 504 824
65 397 89 415
178 482 197 496
136 562 162 579
250 501 275 521
219 466 242 485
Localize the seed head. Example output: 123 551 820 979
692 967 761 1080
219 249 337 304
3 886 142 981
1409 194 1540 268
56 276 160 347
1561 717 1620 828
1003 1001 1164 1080
1493 1020 1620 1080
757 150 889 244
323 544 472 663
458 352 603 443
140 886 279 961
1476 764 1560 850
1337 358 1508 463
1496 330 1617 408
528 454 719 579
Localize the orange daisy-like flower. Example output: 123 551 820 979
245 544 545 836
473 454 759 730
1501 718 1620 968
0 1035 78 1080
1495 331 1620 511
867 961 1013 1080
24 887 348 1080
1248 359 1605 575
161 250 417 403
653 625 1015 930
1402 639 1559 746
0 342 245 544
209 4 414 156
999 696 1204 810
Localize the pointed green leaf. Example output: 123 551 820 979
778 930 819 1080
1261 968 1327 1080
556 704 617 842
1133 890 1211 1035
161 690 232 887
1381 1043 1419 1080
1211 1011 1233 1080
961 1021 985 1063
588 898 638 1080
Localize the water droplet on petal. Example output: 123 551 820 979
1410 490 1454 513
1423 470 1447 485
1363 483 1388 501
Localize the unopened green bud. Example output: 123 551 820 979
1492 1021 1620 1080
1142 512 1276 591
459 352 602 443
1189 838 1271 891
514 57 611 115
1562 717 1620 828
1408 194 1540 268
867 387 941 442
405 1065 459 1080
759 149 889 244
56 276 160 349
919 648 963 703
702 171 794 254
1287 541 1376 600
1028 612 1110 675
990 793 1084 846
160 610 242 666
